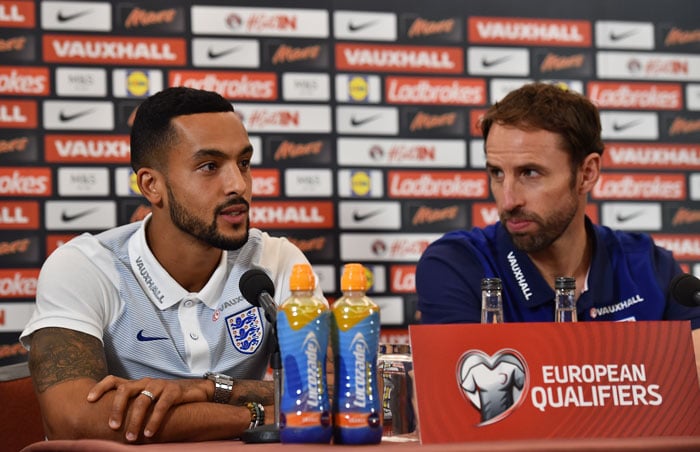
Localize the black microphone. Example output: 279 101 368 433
238 268 281 443
670 273 700 307
239 269 277 323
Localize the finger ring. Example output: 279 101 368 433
140 390 155 401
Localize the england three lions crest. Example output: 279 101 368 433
226 307 264 354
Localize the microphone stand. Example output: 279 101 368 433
242 317 281 443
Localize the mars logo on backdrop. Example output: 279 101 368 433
457 349 528 426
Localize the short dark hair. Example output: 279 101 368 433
480 82 604 169
130 87 234 171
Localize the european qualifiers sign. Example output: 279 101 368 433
411 321 700 443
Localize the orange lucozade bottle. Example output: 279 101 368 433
277 263 332 443
330 263 382 444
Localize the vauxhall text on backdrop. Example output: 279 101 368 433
0 0 699 364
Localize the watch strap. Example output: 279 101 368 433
204 372 234 404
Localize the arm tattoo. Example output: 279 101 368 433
28 327 108 393
232 379 275 406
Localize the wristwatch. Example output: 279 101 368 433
203 371 234 404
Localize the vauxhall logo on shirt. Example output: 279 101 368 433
135 255 165 304
507 251 533 301
211 295 247 321
589 294 645 319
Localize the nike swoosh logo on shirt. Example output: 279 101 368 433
609 29 638 41
137 330 169 342
57 10 92 23
207 46 241 59
348 20 378 32
350 114 381 127
61 208 99 222
59 109 96 122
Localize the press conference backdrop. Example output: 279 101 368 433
1 0 699 366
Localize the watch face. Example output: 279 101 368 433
205 372 233 383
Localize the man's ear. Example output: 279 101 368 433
579 153 601 194
136 168 163 205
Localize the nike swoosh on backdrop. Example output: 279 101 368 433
350 114 382 127
59 109 96 122
207 46 241 59
352 210 383 222
481 56 512 68
348 20 378 32
612 119 643 132
616 211 645 222
57 10 92 22
609 29 639 41
137 330 169 342
61 207 99 222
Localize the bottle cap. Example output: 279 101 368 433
481 277 502 290
555 276 575 290
289 263 315 291
341 263 367 292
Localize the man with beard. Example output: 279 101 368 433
415 83 700 373
20 87 325 443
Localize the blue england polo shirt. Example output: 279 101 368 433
416 218 700 329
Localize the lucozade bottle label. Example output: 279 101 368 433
331 263 382 445
278 264 332 443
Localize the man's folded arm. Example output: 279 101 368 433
27 327 264 443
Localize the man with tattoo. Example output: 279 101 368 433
20 87 325 443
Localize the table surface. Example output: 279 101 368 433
20 435 700 452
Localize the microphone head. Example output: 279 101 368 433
670 273 700 307
239 269 275 306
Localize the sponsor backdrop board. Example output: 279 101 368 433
0 0 699 365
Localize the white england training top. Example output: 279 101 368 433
21 215 324 380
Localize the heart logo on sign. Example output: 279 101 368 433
456 349 529 426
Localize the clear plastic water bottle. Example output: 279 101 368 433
331 263 382 444
377 343 416 436
277 263 332 443
481 277 504 324
555 276 577 322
